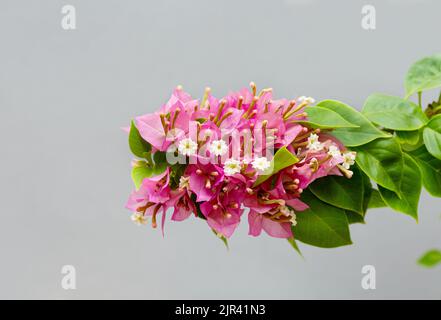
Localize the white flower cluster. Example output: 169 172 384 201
306 133 356 170
280 205 297 226
209 140 228 156
178 138 198 156
222 156 272 176
178 139 229 157
306 133 323 151
131 212 148 226
224 159 242 176
342 151 356 169
297 96 316 105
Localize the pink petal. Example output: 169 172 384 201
171 207 192 222
261 219 293 238
285 198 309 211
136 113 166 151
219 108 244 134
189 172 215 202
207 212 240 238
283 125 304 146
248 210 263 237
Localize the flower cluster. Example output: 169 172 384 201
126 83 356 240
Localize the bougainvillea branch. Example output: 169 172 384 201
125 54 441 254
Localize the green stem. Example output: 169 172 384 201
438 90 441 103
418 91 422 108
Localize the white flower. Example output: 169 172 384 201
298 96 315 105
209 139 228 156
290 213 297 226
224 159 242 176
342 151 356 169
278 205 297 225
327 145 341 159
131 212 148 226
252 156 271 173
179 176 190 189
280 205 291 216
307 133 324 151
178 138 198 156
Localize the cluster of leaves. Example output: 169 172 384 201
288 54 441 263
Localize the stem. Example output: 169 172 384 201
418 91 422 108
438 89 441 103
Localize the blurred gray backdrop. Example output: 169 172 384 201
1 0 440 299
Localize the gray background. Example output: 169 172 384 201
1 0 440 299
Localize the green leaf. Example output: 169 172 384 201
346 210 365 224
170 164 186 189
292 191 352 248
253 147 298 187
367 189 386 208
410 146 441 197
287 237 303 257
317 100 390 146
353 138 404 194
361 173 373 213
362 94 428 131
423 115 441 160
129 121 151 158
298 106 359 129
396 130 421 146
309 166 364 214
418 249 441 268
131 161 153 189
378 154 421 220
405 54 441 98
152 151 168 175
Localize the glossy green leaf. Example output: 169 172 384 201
410 146 441 197
361 173 373 213
396 130 421 146
367 189 386 208
317 100 390 146
298 106 358 129
129 121 151 158
309 166 364 214
170 164 186 189
253 147 298 186
418 249 441 268
152 151 168 175
423 115 441 160
362 94 427 131
345 210 365 224
405 54 441 98
131 161 153 189
292 191 352 248
378 154 421 220
353 138 404 194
